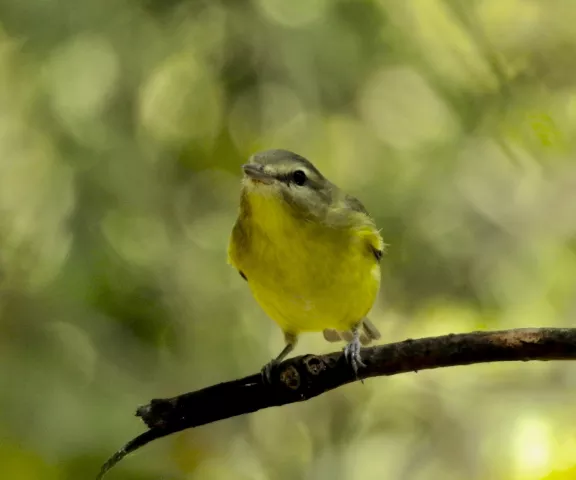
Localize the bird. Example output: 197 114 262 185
228 149 383 380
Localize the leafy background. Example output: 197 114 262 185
1 0 576 479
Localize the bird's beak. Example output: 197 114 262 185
242 164 274 184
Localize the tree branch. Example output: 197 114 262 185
96 327 576 479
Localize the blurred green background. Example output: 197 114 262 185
1 0 576 479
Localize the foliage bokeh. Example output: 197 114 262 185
2 0 576 479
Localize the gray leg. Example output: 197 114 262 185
344 323 366 377
275 332 297 362
261 332 298 383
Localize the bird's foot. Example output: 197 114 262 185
261 359 280 385
344 336 366 378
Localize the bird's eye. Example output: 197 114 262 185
292 170 307 186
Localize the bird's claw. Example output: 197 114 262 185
261 359 280 385
344 337 366 378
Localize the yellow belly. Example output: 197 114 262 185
247 247 380 334
229 196 381 334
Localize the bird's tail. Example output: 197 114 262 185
323 318 381 346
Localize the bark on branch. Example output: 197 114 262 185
96 327 576 479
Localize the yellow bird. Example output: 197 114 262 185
228 149 383 378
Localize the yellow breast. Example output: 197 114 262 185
228 189 382 334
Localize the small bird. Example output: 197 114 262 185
228 149 383 379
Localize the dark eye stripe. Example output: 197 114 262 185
275 168 325 192
278 171 307 184
279 173 292 183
